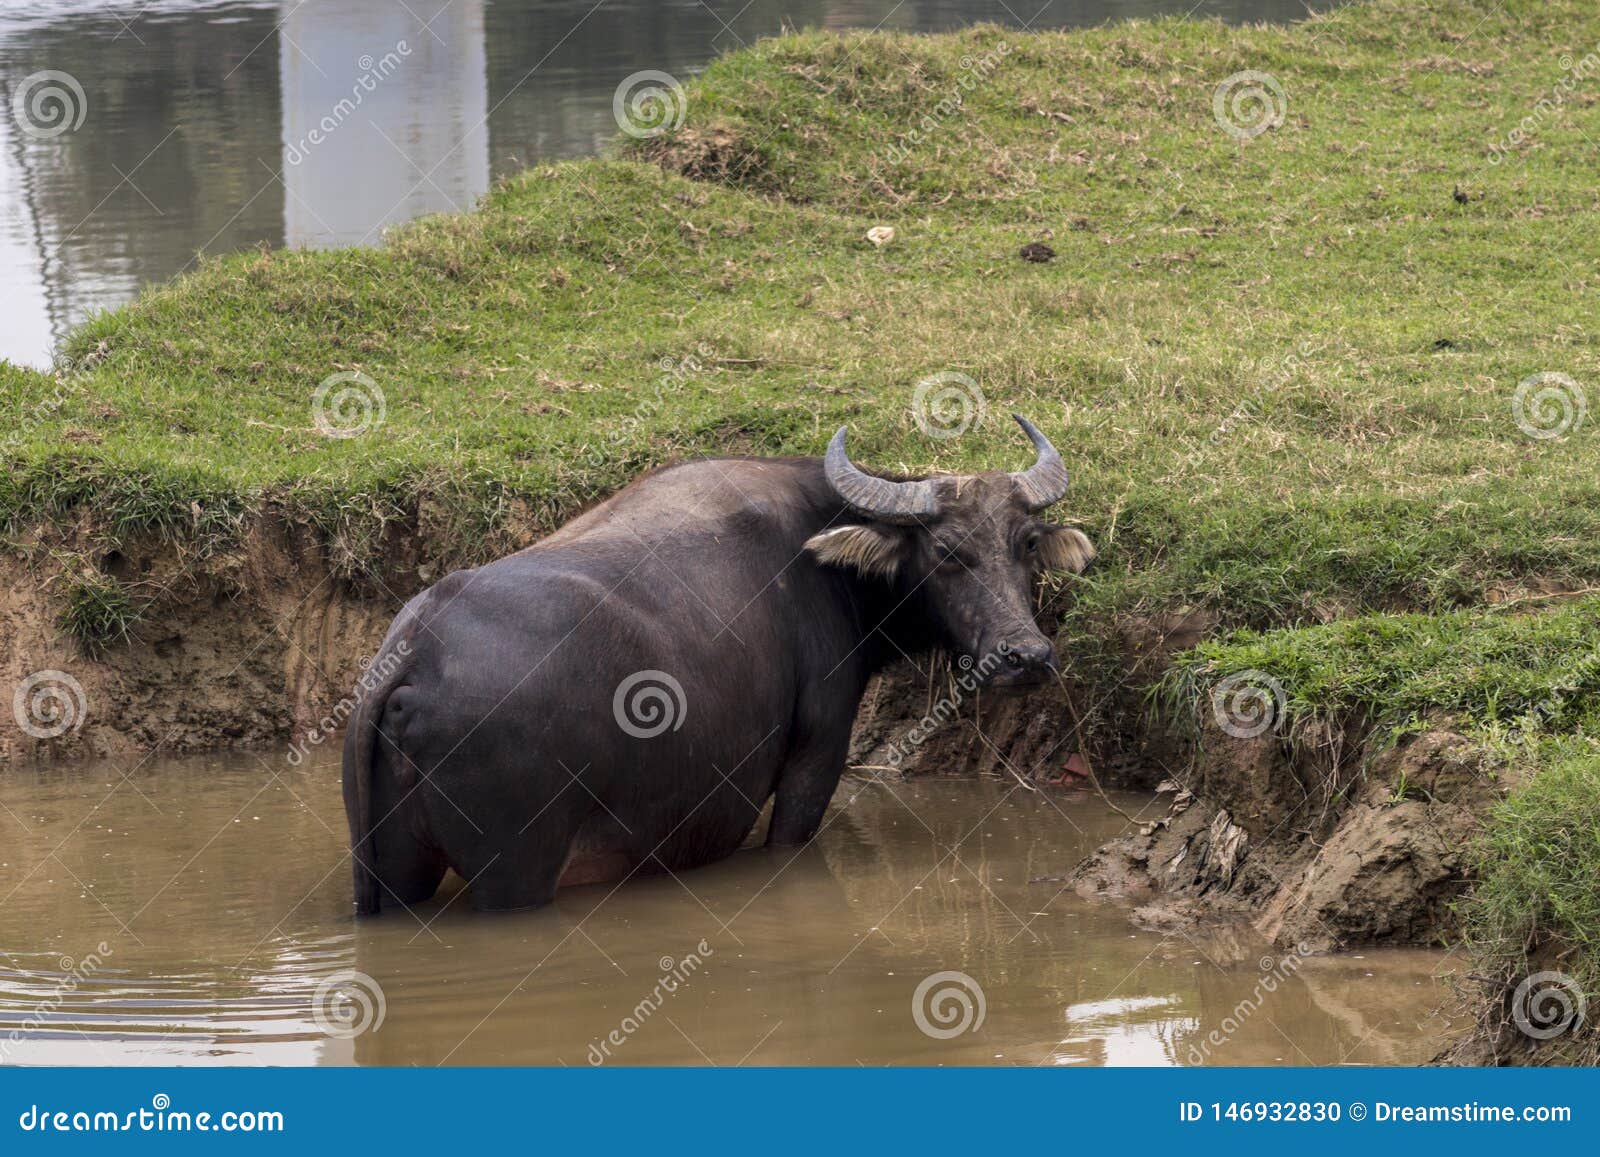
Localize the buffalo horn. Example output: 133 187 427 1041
1009 414 1070 510
824 427 939 524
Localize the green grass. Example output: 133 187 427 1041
5 0 1599 698
1170 596 1600 743
1467 745 1600 973
10 0 1600 732
1461 745 1600 1061
52 558 141 657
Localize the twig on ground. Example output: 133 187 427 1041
1053 670 1143 824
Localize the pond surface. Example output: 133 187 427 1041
0 751 1450 1065
0 0 1340 366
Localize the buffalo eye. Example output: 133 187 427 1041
1024 533 1041 556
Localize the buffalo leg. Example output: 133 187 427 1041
367 760 449 908
370 824 448 907
768 735 849 846
464 803 589 912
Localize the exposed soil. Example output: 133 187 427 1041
0 517 422 762
1072 724 1506 953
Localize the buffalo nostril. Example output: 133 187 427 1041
1001 641 1055 671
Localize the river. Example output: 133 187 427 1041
0 751 1448 1066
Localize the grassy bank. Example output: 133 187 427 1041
7 0 1600 627
5 0 1600 1011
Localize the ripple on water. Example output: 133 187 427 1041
0 938 358 1064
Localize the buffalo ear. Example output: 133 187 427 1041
1037 526 1096 574
804 524 907 581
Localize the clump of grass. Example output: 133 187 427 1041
1457 742 1600 1062
1166 596 1600 742
1464 743 1600 969
54 560 140 656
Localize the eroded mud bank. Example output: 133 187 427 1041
1 518 410 762
1072 726 1495 950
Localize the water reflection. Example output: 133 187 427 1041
0 1 284 366
1054 994 1193 1066
0 0 1337 365
280 0 488 248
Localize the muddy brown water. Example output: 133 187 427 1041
0 751 1450 1066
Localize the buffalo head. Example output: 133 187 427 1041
804 414 1096 687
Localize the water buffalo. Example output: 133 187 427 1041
342 415 1095 913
